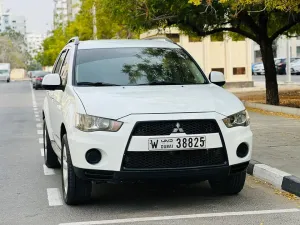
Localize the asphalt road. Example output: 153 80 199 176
0 81 299 225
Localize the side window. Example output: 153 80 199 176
54 51 67 74
60 51 70 86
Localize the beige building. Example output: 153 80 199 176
140 28 253 88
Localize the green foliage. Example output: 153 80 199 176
0 29 30 69
37 0 138 66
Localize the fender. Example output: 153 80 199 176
43 93 54 141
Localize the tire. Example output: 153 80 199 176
61 134 92 205
209 171 246 195
43 120 60 168
6 79 10 83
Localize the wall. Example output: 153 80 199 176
10 69 26 80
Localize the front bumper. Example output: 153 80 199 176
0 76 9 81
74 162 249 183
68 112 253 173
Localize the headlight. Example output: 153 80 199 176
75 114 123 132
222 110 250 128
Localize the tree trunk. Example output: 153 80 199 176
260 40 279 105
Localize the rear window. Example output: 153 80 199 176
75 47 208 86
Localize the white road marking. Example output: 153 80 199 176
35 115 40 118
36 118 41 122
47 188 63 206
39 138 44 144
34 111 39 115
41 148 44 157
37 130 43 135
59 208 300 225
43 164 55 175
36 123 42 128
33 107 38 111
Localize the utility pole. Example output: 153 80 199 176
286 37 291 83
92 1 97 40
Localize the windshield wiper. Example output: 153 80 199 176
77 82 120 86
137 81 185 86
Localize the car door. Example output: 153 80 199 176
51 49 70 148
47 50 68 146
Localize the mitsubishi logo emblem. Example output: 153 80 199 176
172 122 185 133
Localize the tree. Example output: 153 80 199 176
102 0 300 105
37 0 138 67
0 30 30 69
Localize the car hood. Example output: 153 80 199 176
73 84 245 120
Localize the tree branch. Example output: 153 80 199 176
187 24 258 42
270 14 300 41
238 10 260 34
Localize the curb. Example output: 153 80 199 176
243 101 300 116
247 160 300 197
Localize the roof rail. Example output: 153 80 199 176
67 37 79 45
143 36 175 43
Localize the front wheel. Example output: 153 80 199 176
6 79 10 83
209 171 246 195
61 134 92 205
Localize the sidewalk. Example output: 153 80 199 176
227 82 300 94
249 111 300 177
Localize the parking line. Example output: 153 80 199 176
36 123 42 128
41 148 44 157
35 115 40 118
37 130 43 135
36 118 41 122
47 188 63 206
58 208 300 225
43 164 55 175
39 138 44 144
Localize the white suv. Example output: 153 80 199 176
42 37 252 205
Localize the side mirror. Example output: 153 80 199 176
42 73 62 90
209 71 226 87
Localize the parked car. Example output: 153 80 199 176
0 63 11 82
275 57 300 75
251 62 262 75
42 37 253 205
290 59 300 75
32 71 49 89
252 63 264 75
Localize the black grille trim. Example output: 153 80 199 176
122 148 227 170
132 119 219 136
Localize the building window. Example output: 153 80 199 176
210 33 224 42
233 67 246 75
297 36 300 40
12 20 16 23
211 68 224 74
297 46 300 57
189 36 202 42
166 34 180 43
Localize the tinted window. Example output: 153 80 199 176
54 51 67 74
75 48 207 86
60 51 70 86
36 71 48 77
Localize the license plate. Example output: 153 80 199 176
148 136 206 150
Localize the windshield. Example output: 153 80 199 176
0 70 9 75
291 59 300 64
75 47 208 86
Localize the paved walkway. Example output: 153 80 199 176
249 111 300 177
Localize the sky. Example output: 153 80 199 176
2 0 54 34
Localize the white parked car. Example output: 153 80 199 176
290 59 300 75
252 63 264 75
42 37 253 205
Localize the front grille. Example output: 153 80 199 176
122 148 227 170
132 120 219 136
